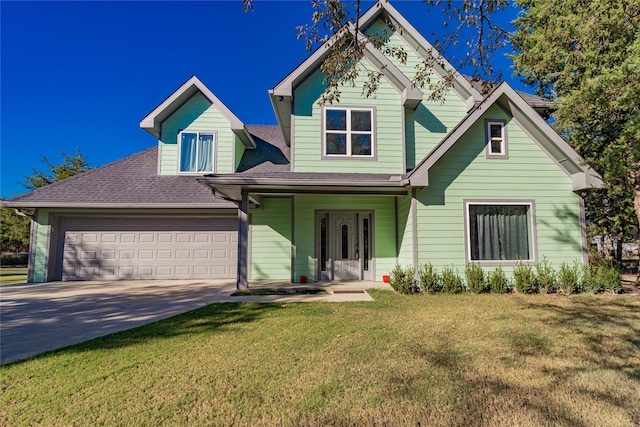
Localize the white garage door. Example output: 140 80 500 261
59 216 237 281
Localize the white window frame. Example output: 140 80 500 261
177 130 216 174
485 119 508 159
322 106 376 159
463 199 538 266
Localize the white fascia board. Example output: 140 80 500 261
407 82 603 188
499 84 601 186
0 202 236 209
140 76 255 148
268 90 292 146
571 171 603 191
360 1 483 104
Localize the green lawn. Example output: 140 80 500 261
0 267 27 284
2 291 639 426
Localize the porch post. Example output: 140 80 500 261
236 190 249 289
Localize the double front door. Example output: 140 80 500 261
317 212 373 281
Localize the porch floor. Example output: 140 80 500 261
247 280 393 292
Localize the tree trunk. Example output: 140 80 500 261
603 235 616 262
633 169 640 282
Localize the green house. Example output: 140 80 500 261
3 1 601 286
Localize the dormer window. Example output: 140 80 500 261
323 107 375 158
178 131 216 173
485 120 508 158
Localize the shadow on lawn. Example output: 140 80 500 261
5 301 285 366
386 297 640 427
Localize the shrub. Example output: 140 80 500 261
465 263 488 293
583 262 621 294
535 256 557 294
418 262 442 293
513 260 538 293
389 265 417 294
441 265 465 294
600 263 622 294
0 252 28 266
558 261 581 294
488 267 510 294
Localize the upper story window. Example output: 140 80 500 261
323 107 375 158
465 200 537 265
485 120 508 158
178 131 215 173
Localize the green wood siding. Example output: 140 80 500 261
159 92 237 175
364 18 469 170
293 195 396 281
250 198 292 280
415 104 584 275
31 210 50 283
396 194 413 266
293 65 404 174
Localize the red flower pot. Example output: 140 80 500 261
299 276 308 284
382 275 390 283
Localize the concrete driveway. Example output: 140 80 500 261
0 279 236 365
1 279 385 365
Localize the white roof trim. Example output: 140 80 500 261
407 82 602 191
270 23 423 144
359 1 483 104
140 76 256 148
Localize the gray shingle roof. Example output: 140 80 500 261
238 125 290 173
3 146 236 208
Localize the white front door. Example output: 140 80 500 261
332 214 360 280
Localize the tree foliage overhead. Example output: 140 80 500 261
510 0 640 260
21 149 91 191
244 0 511 103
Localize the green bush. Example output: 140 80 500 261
465 263 488 293
583 262 621 294
441 265 465 294
513 261 538 294
418 262 442 293
558 261 581 294
389 265 417 294
535 256 557 294
488 267 510 294
600 263 622 294
0 252 28 266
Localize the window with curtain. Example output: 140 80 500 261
179 131 215 173
468 204 532 261
324 107 374 157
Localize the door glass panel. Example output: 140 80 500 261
320 217 327 271
363 218 369 271
341 224 349 259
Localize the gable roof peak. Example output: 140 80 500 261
140 76 256 148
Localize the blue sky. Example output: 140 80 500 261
1 0 525 198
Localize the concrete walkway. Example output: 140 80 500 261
0 279 392 364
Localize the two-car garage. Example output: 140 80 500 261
55 215 237 281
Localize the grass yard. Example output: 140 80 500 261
1 291 639 426
0 267 27 284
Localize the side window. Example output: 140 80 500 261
178 131 216 173
465 201 537 265
323 107 375 158
485 120 508 158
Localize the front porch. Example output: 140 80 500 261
248 279 393 292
